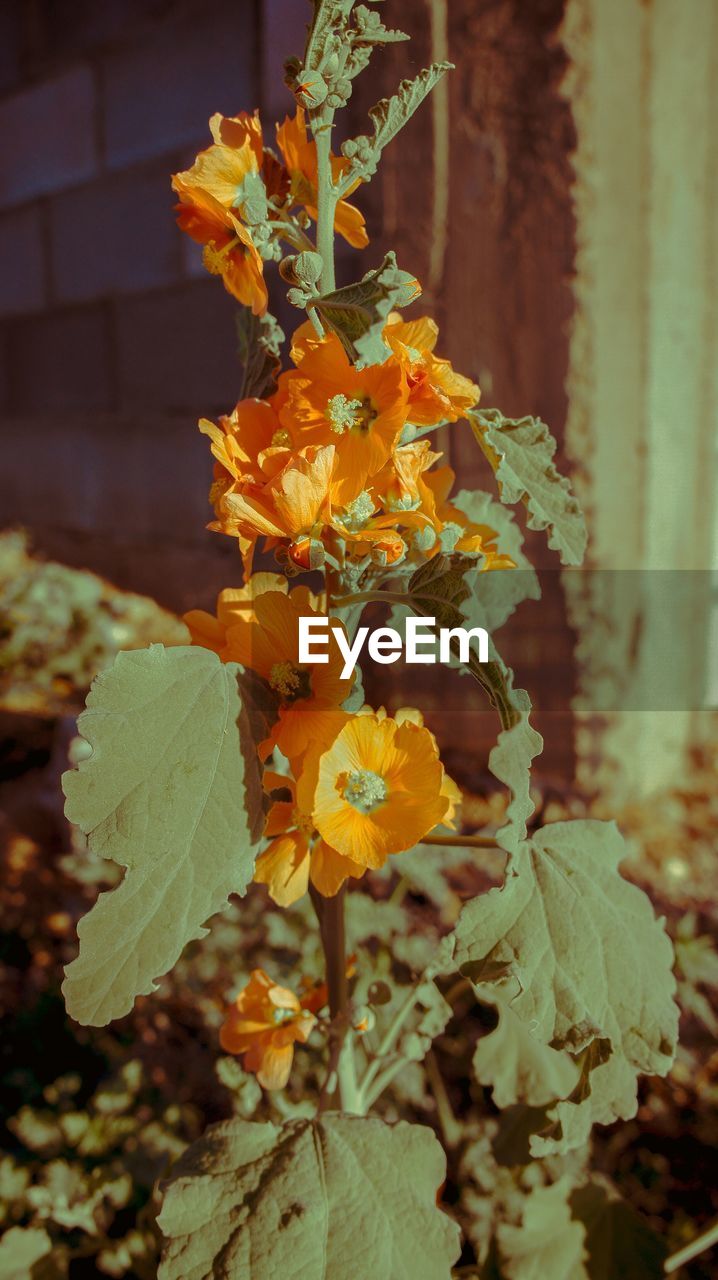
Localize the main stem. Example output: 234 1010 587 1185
307 94 355 1102
313 111 338 293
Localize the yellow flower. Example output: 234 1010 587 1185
278 331 408 504
385 314 480 426
276 109 368 249
297 712 451 869
255 770 365 906
358 704 462 828
211 443 337 569
220 968 315 1089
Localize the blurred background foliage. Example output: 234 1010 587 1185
1 535 717 1276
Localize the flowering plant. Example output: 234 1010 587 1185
60 3 679 1275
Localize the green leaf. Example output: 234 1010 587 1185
367 62 453 160
570 1179 668 1279
473 993 580 1110
452 489 541 632
453 820 678 1150
0 1227 52 1280
314 251 419 366
469 409 587 566
497 1179 589 1280
62 646 266 1026
158 1114 461 1279
304 0 354 72
488 687 543 855
236 308 284 400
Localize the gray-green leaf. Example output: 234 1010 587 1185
62 645 266 1026
469 408 587 566
157 1114 461 1279
315 251 419 366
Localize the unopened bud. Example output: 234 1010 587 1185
293 68 328 109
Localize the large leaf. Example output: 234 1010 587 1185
469 409 587 566
570 1180 668 1279
315 251 420 366
497 1179 589 1280
62 646 267 1026
473 993 580 1110
452 489 541 631
488 687 543 854
157 1114 461 1279
453 820 678 1146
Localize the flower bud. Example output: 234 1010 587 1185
289 537 325 571
352 1005 375 1034
294 251 324 287
293 69 328 109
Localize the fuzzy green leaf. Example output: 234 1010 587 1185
157 1114 460 1279
473 993 580 1110
469 409 587 566
62 646 266 1026
454 820 679 1149
304 0 354 71
315 251 419 366
497 1179 589 1280
488 687 543 854
367 62 453 158
452 489 541 631
570 1180 668 1279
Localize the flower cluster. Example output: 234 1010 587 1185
176 96 516 1092
197 314 513 577
172 109 366 314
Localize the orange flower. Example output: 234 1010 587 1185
218 586 354 760
297 711 451 869
276 109 368 249
220 968 315 1089
172 110 283 315
385 315 480 426
200 398 287 489
183 572 288 657
421 466 516 567
173 186 268 313
255 770 365 905
279 331 408 503
210 443 337 569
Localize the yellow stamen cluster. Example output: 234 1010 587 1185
343 769 388 813
326 393 363 434
341 490 375 531
269 660 301 699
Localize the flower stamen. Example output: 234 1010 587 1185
269 661 312 703
342 769 388 813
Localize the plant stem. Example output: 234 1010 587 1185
425 1050 462 1149
665 1217 718 1273
312 114 338 293
309 884 361 1114
423 832 500 850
